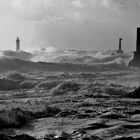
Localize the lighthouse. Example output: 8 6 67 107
16 37 20 52
117 38 123 54
119 38 123 54
129 28 140 67
135 28 140 58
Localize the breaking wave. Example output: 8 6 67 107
30 49 132 66
0 49 133 68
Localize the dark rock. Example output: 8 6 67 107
0 134 12 140
112 136 134 140
126 87 140 98
0 108 32 129
0 134 36 140
14 134 36 140
126 109 140 115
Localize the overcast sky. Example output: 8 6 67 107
0 0 140 51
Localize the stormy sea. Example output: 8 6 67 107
0 49 140 140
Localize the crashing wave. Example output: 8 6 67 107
31 49 132 66
0 49 133 67
3 50 33 61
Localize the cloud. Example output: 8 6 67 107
72 0 83 8
107 0 140 8
0 0 139 51
1 0 140 20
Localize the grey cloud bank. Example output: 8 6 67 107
0 0 140 51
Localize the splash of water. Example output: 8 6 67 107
0 48 133 67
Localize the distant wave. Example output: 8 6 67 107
2 50 33 61
31 49 132 66
0 49 133 67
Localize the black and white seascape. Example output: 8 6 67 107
1 1 140 140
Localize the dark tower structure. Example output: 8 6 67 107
129 27 140 67
16 37 20 51
118 38 123 54
134 28 140 60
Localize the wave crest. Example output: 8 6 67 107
0 49 132 67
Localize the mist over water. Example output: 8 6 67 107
2 48 133 66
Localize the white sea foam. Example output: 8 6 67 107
1 49 133 66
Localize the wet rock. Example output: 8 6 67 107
0 134 11 140
112 136 134 140
126 87 140 98
0 107 33 129
14 134 36 140
0 134 36 140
